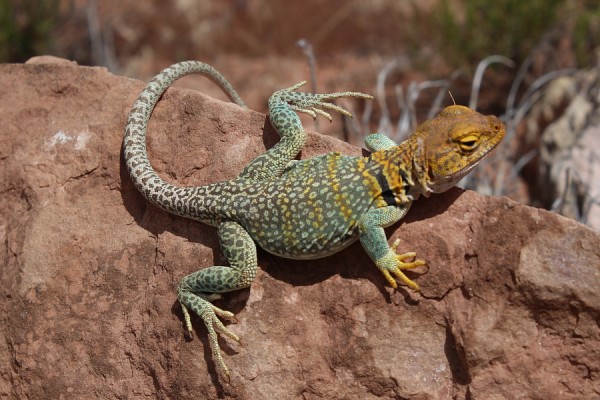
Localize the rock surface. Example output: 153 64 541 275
1 57 599 399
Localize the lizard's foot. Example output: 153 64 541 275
270 81 373 121
376 238 426 291
178 290 239 380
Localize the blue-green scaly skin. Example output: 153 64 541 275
123 61 505 379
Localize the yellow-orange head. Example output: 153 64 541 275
410 105 505 193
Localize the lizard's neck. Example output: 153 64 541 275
367 138 432 203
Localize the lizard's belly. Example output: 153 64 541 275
258 233 360 260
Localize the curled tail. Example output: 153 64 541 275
123 61 245 220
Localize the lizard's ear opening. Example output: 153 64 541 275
427 165 436 182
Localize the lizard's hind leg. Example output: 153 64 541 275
177 220 257 379
238 82 372 181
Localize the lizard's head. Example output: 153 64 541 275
413 105 505 193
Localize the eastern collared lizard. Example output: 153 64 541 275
123 61 505 379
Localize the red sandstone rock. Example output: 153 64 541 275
1 56 598 399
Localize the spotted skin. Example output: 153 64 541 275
123 61 506 379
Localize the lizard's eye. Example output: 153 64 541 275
458 135 479 152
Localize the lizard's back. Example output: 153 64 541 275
227 152 384 259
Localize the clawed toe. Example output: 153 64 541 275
376 240 427 291
397 254 426 270
273 81 373 121
178 291 241 380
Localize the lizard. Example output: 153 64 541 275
123 60 506 379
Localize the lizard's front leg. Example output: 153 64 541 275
239 82 372 181
364 133 398 152
177 220 257 379
358 206 426 291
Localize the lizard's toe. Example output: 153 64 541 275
397 253 426 270
272 82 372 121
376 243 426 291
179 291 240 379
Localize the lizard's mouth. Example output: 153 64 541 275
426 161 479 193
428 177 455 193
